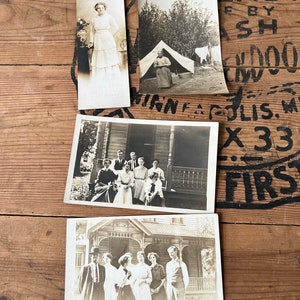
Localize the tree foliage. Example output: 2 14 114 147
139 1 167 58
74 120 98 177
139 0 218 59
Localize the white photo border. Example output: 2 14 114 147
64 114 219 213
76 0 131 109
138 0 228 95
65 213 224 300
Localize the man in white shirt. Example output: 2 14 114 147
110 149 126 175
165 245 189 300
144 172 165 207
148 159 165 182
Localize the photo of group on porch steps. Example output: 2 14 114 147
65 116 218 213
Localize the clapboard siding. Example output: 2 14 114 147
106 123 129 159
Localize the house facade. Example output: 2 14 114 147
75 217 218 299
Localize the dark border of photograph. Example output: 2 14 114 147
64 115 219 213
65 214 223 300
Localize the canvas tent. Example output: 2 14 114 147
140 40 194 79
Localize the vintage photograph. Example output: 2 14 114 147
138 0 228 95
76 0 131 109
65 214 223 300
64 115 219 213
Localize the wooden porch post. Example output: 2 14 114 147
166 126 175 191
90 122 110 184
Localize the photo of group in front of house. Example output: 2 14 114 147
64 214 223 300
64 115 219 213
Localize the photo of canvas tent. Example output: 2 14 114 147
138 0 228 94
140 40 194 79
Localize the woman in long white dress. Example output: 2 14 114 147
132 251 152 300
133 157 148 203
102 252 118 300
113 162 135 205
88 2 121 100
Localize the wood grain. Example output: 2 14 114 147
0 0 299 299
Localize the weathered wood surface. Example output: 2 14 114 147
0 216 299 299
0 0 299 299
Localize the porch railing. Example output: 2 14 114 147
187 276 216 292
167 166 207 194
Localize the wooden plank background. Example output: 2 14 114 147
0 0 299 299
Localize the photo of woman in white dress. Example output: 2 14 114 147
76 0 130 109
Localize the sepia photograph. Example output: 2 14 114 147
65 214 223 300
76 0 131 110
138 0 228 95
64 115 219 213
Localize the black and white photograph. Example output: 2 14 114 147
64 115 219 213
76 0 131 109
65 214 223 300
138 0 228 95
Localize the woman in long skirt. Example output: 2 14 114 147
102 253 118 300
116 254 135 300
132 251 152 300
133 157 148 203
88 2 122 102
153 50 172 88
113 162 135 205
147 252 167 300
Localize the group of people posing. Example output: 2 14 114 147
79 245 189 300
91 150 166 207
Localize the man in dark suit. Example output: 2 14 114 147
78 247 105 300
127 151 137 170
111 150 126 175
